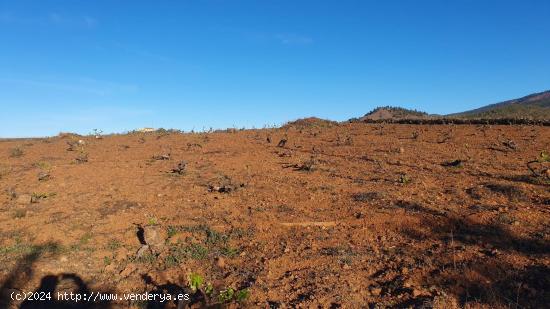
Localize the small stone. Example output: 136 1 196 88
399 147 405 154
216 257 226 268
105 263 116 273
16 194 32 205
119 264 137 278
412 289 423 297
116 247 129 261
370 287 382 296
38 172 50 181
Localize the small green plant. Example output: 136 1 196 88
34 161 51 170
206 229 228 245
527 151 550 180
147 217 158 225
166 226 178 238
218 288 250 303
398 174 411 184
187 244 208 260
235 289 250 302
204 283 214 296
9 147 24 158
135 252 157 264
539 151 550 162
221 246 240 257
188 273 204 292
218 288 235 303
103 256 112 266
79 232 93 246
106 239 121 251
164 254 179 268
164 243 208 267
32 192 56 202
0 241 61 261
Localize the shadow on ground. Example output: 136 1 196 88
397 202 550 308
0 243 209 309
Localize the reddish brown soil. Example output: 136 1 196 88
0 123 549 308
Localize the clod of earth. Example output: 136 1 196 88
119 264 137 278
352 192 380 202
442 159 464 167
276 150 292 157
208 183 244 193
38 172 50 181
216 256 226 269
502 139 518 150
152 153 171 160
66 140 85 151
16 194 32 205
170 161 187 175
76 154 88 163
283 157 317 172
369 286 382 296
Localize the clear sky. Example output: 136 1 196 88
1 0 549 137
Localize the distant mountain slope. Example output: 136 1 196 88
449 90 550 119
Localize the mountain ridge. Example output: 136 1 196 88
352 90 550 122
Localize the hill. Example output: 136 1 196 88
449 90 550 120
352 106 433 122
283 117 338 130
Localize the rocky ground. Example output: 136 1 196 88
0 122 548 308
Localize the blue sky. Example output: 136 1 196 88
1 0 549 137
